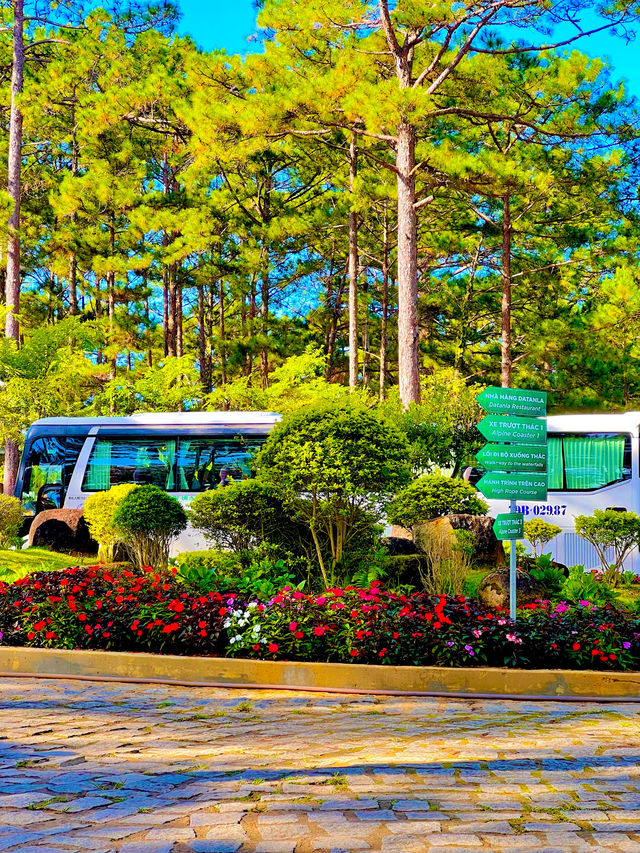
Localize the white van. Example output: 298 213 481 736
14 412 281 554
483 412 638 571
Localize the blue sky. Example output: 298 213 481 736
177 1 640 100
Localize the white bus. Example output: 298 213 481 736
14 412 281 553
483 412 638 571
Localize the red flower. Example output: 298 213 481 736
33 621 46 631
77 613 87 622
350 649 358 657
27 632 35 640
168 600 184 613
253 644 260 651
198 621 206 629
219 607 228 616
572 642 580 651
313 626 325 637
268 643 278 653
609 653 617 661
45 631 55 640
199 630 207 637
294 631 304 639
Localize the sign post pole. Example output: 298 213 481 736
476 387 548 624
509 499 517 622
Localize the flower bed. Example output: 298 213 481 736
0 567 639 671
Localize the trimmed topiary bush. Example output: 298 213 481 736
256 401 411 585
523 518 561 558
188 480 288 553
0 495 23 548
113 485 187 571
83 484 138 562
387 474 488 534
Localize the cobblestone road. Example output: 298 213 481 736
0 677 639 852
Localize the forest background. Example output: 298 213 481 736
3 0 640 493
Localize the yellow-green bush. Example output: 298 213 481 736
0 495 23 547
83 484 138 562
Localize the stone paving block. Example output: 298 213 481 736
120 844 174 853
254 843 297 853
187 842 242 853
146 826 196 841
190 812 244 826
311 839 370 850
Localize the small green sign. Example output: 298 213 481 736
476 443 547 472
478 387 547 417
476 472 548 501
478 415 547 446
493 513 524 541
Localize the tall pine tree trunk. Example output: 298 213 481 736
348 133 359 389
501 194 512 389
3 0 24 496
219 279 227 388
396 119 420 407
379 208 390 401
68 102 79 316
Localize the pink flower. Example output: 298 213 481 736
313 626 325 637
289 622 297 631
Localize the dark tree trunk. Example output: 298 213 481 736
348 132 359 389
396 119 420 407
219 279 227 387
379 208 390 401
3 0 24 496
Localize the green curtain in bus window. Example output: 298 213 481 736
547 437 563 489
564 435 625 490
84 440 111 490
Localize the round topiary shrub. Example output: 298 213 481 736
113 485 188 571
0 494 23 547
188 480 288 553
387 474 488 534
83 484 139 562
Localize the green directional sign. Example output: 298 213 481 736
493 513 524 541
477 443 547 472
478 386 547 417
476 472 548 501
478 415 546 446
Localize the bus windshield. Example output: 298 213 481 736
20 435 85 515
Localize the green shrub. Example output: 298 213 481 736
575 509 640 582
113 485 187 571
387 474 488 533
523 519 562 558
175 550 242 594
0 495 23 548
529 553 565 597
257 401 411 586
188 480 288 553
83 484 138 562
561 565 618 606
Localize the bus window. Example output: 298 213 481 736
548 433 632 491
82 438 177 491
20 436 85 515
175 437 262 491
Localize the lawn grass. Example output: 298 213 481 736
0 548 93 582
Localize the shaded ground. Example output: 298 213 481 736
0 677 639 852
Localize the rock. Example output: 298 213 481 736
381 536 421 556
477 569 547 610
385 553 430 588
29 510 98 554
414 514 505 566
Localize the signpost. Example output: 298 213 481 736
493 513 524 541
478 415 546 445
476 444 547 472
476 387 547 417
475 473 547 502
475 387 548 621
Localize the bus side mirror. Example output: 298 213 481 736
36 483 63 514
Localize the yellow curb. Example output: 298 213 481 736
0 646 639 700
